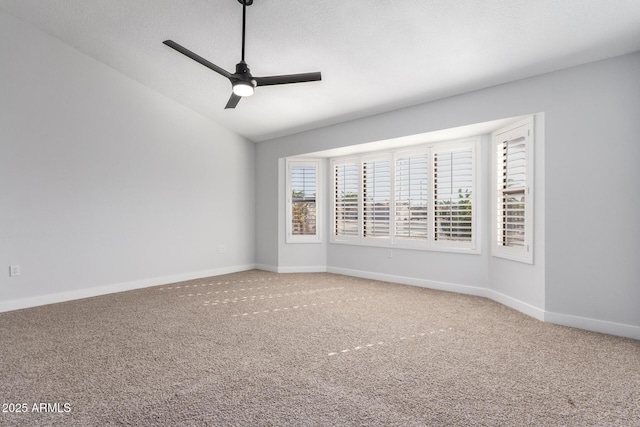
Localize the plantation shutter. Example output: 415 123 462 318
394 153 429 240
334 162 359 237
433 147 473 242
491 117 534 263
290 165 317 236
362 158 391 238
329 137 479 252
497 136 526 248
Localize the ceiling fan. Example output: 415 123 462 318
163 0 322 109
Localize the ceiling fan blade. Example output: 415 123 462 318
225 93 242 109
255 72 321 87
163 40 232 79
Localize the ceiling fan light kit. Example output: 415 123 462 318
232 80 255 97
163 0 321 109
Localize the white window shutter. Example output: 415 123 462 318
394 152 429 240
290 165 317 236
433 147 474 243
363 158 391 238
286 159 321 243
492 117 534 263
333 161 359 238
497 136 526 248
328 137 479 253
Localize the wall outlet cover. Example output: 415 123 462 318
9 265 21 277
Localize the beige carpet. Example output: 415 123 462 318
1 270 638 426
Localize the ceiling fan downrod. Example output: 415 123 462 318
239 0 252 62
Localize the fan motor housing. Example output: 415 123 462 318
235 62 253 81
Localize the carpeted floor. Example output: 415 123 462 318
1 270 638 426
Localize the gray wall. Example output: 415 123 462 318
256 51 640 338
0 10 256 310
543 55 640 332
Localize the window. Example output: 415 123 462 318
286 159 320 243
363 156 391 240
433 145 474 248
331 139 478 253
394 151 429 241
333 160 359 239
492 118 534 263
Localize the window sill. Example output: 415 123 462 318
286 236 323 244
330 238 480 255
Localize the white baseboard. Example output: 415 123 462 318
326 266 639 340
487 289 546 321
0 264 256 313
545 311 640 341
277 266 327 273
255 264 278 273
326 266 488 297
255 264 327 273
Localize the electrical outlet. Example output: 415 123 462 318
387 250 393 259
9 265 21 277
218 245 226 254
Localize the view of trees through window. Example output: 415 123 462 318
290 165 317 236
434 150 473 242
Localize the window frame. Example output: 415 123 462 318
286 158 322 244
491 117 534 263
330 138 479 254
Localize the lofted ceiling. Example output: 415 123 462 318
1 0 639 142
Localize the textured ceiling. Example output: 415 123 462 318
1 0 640 142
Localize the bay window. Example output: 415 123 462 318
331 138 478 253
